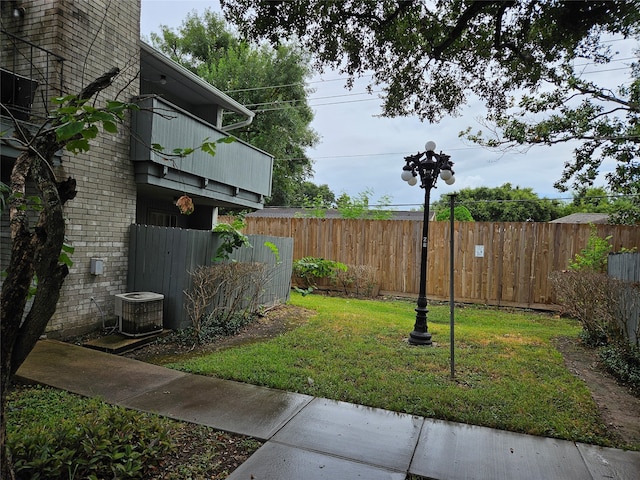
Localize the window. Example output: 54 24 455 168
148 209 177 227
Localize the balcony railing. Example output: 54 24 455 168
131 96 273 210
0 30 65 122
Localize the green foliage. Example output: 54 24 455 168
7 386 173 479
51 97 139 154
598 343 640 395
153 136 235 158
296 194 328 218
435 205 474 222
263 241 280 263
566 187 615 214
222 1 640 205
150 9 319 206
568 225 612 273
212 214 251 262
293 286 315 296
0 180 9 212
335 189 393 220
296 185 335 218
292 257 347 289
558 187 639 226
434 183 563 222
295 182 335 212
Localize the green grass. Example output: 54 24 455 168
165 294 631 449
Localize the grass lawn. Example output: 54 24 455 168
165 293 620 448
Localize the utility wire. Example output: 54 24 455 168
278 193 640 210
223 54 636 96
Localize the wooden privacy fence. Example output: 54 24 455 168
231 217 640 309
127 225 293 329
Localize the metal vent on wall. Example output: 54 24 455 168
114 292 164 337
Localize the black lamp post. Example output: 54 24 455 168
401 141 455 346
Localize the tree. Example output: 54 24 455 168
150 9 319 206
220 1 640 200
560 186 640 224
0 71 219 478
294 181 335 208
335 189 393 220
0 69 118 479
433 183 564 222
435 205 474 222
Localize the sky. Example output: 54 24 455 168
140 0 636 209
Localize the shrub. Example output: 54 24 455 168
7 386 172 479
553 226 640 346
568 225 612 273
549 271 625 346
184 262 269 344
334 264 379 297
292 257 347 290
599 343 640 394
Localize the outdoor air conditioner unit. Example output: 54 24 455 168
114 292 164 337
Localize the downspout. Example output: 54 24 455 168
221 110 255 132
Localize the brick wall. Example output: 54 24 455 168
3 0 141 336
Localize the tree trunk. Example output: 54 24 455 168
0 67 119 479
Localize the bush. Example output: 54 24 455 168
184 262 269 344
292 257 347 290
599 343 640 394
334 264 379 297
568 225 612 273
7 386 172 479
550 271 625 346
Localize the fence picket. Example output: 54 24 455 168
128 226 293 329
224 217 640 310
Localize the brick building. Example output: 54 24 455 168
1 0 272 336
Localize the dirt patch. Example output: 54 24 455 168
554 336 640 447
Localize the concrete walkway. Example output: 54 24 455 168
16 340 640 480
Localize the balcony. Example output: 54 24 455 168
1 30 65 159
130 96 273 210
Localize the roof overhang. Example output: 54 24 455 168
139 41 254 128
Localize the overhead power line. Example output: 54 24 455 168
222 55 636 95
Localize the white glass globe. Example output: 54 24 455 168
445 176 456 185
401 169 414 181
439 169 453 181
425 141 436 152
407 176 418 186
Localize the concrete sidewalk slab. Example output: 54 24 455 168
410 419 595 480
15 340 186 403
15 340 640 480
227 442 406 480
122 374 313 439
271 398 423 472
577 443 640 479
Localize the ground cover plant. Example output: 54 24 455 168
164 293 637 449
6 385 261 479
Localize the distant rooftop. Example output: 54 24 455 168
247 208 435 220
549 213 610 224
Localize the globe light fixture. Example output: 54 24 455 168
401 141 456 345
